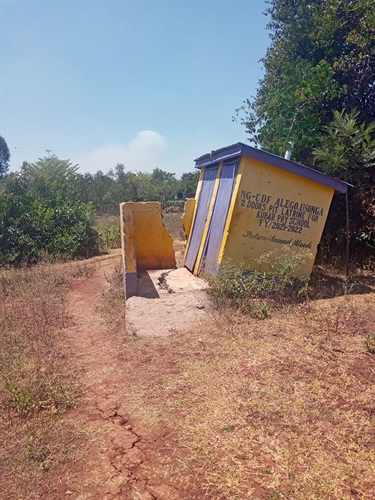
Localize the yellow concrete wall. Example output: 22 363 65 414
120 202 137 298
120 202 176 297
181 198 196 239
220 157 335 276
132 202 176 270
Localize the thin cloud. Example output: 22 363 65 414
75 130 168 174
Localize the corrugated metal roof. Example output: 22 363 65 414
194 142 350 194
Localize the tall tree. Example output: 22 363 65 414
180 171 200 196
0 136 10 179
237 0 375 163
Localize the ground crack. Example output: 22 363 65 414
158 271 174 294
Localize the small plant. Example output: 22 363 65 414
250 303 268 319
365 334 375 354
0 263 81 497
222 425 236 432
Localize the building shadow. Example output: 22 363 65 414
136 270 160 299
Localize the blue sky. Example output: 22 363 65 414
1 0 269 176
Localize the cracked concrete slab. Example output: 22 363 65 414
126 268 213 337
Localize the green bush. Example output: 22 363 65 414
95 215 122 252
0 156 99 266
206 248 311 313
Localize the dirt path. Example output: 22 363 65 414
50 256 207 500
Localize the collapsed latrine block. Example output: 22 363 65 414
120 202 176 298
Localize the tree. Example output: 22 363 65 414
0 136 10 179
237 0 375 164
179 171 200 196
0 156 99 265
313 110 375 273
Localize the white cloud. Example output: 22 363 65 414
75 130 168 174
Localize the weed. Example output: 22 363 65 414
250 303 269 319
162 210 186 241
120 276 375 499
70 262 95 278
207 248 310 314
365 334 375 354
222 425 236 432
264 491 281 500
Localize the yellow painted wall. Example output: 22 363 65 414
133 202 176 269
221 157 335 276
120 202 176 297
181 198 196 239
120 203 136 273
120 202 137 298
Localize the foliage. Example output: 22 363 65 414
95 215 121 252
179 171 200 196
75 166 199 215
0 155 99 265
0 263 82 497
365 333 375 354
237 58 343 162
313 110 375 264
0 265 78 417
313 110 375 177
0 135 11 179
207 248 310 313
162 210 186 241
237 0 375 162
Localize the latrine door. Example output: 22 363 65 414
184 166 219 272
200 162 238 275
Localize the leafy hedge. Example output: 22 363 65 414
0 156 99 266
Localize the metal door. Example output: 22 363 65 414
184 166 218 272
201 162 238 275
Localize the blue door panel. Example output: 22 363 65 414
184 167 218 271
202 163 238 275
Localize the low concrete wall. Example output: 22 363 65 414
120 202 176 298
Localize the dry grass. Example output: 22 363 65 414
106 265 375 499
0 263 83 497
101 261 126 336
162 210 186 242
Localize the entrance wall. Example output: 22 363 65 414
120 202 176 298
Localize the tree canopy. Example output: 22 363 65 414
0 156 99 265
0 136 10 179
75 166 199 214
237 0 375 164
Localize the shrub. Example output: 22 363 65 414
0 157 100 265
95 215 121 252
206 248 311 313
